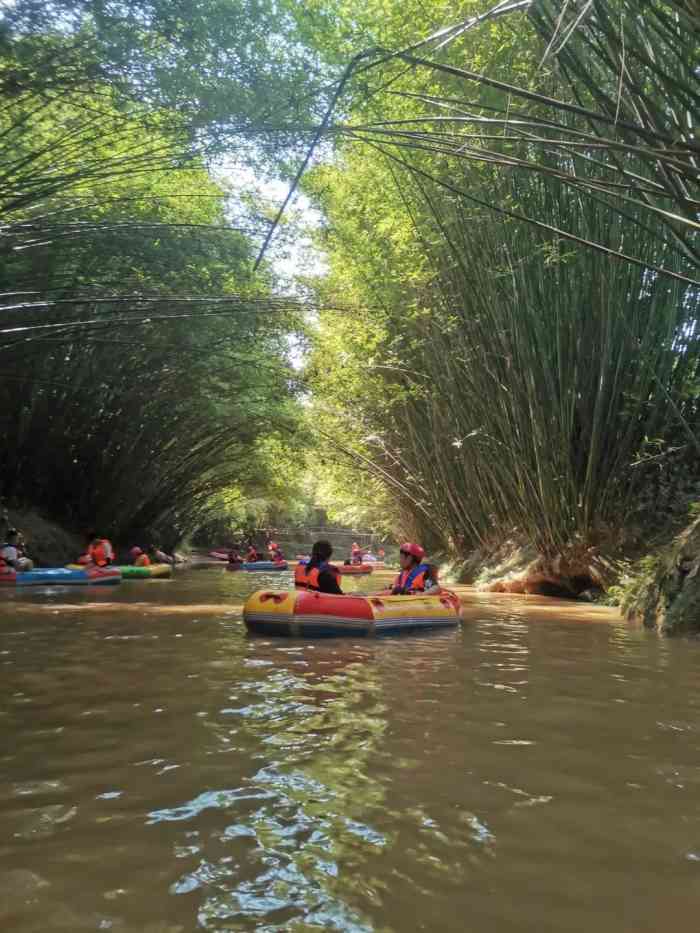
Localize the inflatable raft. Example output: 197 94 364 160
334 563 374 575
243 589 461 637
67 563 172 579
242 560 289 572
1 567 121 587
118 564 172 579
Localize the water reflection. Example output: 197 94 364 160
162 647 390 930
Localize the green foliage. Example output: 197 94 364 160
1 1 327 139
0 6 313 544
301 0 699 567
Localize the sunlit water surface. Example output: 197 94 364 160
1 568 700 932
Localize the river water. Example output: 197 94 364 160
1 567 700 932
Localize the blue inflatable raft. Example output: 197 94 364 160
241 561 289 572
0 567 122 587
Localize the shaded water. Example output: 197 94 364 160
1 568 700 932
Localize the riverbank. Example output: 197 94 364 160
452 506 700 635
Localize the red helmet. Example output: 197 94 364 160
130 546 142 556
269 542 278 549
400 542 425 561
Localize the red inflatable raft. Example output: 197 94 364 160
243 589 461 637
333 563 374 575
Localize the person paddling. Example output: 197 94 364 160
294 540 343 594
384 542 440 595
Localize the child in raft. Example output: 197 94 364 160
383 542 440 595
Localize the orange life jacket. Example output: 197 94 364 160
294 560 341 591
134 553 150 567
88 538 114 567
391 562 434 595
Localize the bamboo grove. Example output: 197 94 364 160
0 1 323 543
302 0 699 584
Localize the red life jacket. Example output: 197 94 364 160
88 539 114 567
294 560 341 591
391 562 434 595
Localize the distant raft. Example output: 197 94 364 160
242 561 289 572
334 563 374 575
243 589 462 637
67 563 172 579
118 564 172 579
1 566 122 587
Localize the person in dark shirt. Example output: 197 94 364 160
294 540 343 594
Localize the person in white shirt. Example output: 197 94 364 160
0 529 34 572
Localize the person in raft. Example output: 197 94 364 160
78 533 115 567
384 542 440 595
294 540 343 594
245 543 262 563
268 541 285 563
129 546 150 567
0 529 34 572
350 542 363 564
227 547 243 566
153 546 176 565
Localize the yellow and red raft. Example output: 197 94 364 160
243 589 462 637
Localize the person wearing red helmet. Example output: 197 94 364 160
268 541 285 563
386 542 439 595
130 546 151 567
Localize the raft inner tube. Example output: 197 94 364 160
1 567 122 587
243 589 461 637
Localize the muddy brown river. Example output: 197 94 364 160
1 567 700 932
